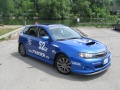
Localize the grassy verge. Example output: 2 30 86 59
0 26 21 42
0 37 6 42
76 23 113 28
0 27 19 36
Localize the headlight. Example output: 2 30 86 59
79 53 95 59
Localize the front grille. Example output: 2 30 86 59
94 50 108 58
94 64 104 68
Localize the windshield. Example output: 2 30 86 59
49 26 81 40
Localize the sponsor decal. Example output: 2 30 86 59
38 41 48 52
73 39 92 43
52 50 56 54
92 62 101 65
27 38 32 45
28 49 49 59
72 61 81 66
52 44 59 47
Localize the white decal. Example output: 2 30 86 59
27 38 32 45
52 50 56 54
38 41 48 52
52 44 59 47
73 39 92 43
72 61 81 66
92 62 101 65
28 49 49 59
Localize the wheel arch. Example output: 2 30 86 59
53 52 68 66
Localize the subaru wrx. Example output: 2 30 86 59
18 24 111 75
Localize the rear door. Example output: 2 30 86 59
22 26 38 55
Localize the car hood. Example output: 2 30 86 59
57 38 107 53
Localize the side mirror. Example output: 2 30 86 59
41 36 49 41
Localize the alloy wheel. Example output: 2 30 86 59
56 55 71 74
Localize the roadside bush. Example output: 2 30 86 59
106 15 118 20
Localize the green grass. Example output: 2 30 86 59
77 23 113 28
0 37 7 41
0 27 19 36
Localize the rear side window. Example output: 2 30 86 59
23 26 38 37
23 26 29 34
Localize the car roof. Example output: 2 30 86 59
25 24 65 28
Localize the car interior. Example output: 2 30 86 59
39 28 48 37
29 30 36 36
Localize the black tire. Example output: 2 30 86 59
19 44 27 56
55 55 71 74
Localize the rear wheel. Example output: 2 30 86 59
19 44 26 56
55 55 71 74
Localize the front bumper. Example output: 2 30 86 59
70 52 111 75
86 64 110 75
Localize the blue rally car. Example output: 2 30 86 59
18 24 111 75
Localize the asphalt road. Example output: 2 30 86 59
0 27 120 90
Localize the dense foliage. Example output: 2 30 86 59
0 0 119 19
116 0 120 5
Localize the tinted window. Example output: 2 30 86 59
38 28 48 38
23 26 29 34
24 26 37 37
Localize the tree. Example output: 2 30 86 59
0 0 14 16
116 0 120 5
71 0 91 17
38 0 71 19
87 0 111 18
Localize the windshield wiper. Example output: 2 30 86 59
68 37 80 39
57 39 66 41
57 37 81 41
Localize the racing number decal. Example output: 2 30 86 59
39 41 45 49
28 40 49 59
38 41 48 52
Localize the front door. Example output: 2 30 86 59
34 27 55 64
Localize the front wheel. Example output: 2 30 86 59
55 55 71 74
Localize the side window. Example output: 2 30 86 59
25 27 37 37
23 26 29 34
118 21 120 24
38 28 48 38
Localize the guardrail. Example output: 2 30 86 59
77 22 114 27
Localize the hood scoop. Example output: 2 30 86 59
86 42 96 45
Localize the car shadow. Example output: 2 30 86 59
111 28 120 33
11 52 108 81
